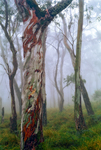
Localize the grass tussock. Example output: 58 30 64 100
0 101 101 149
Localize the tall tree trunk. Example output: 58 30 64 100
60 9 94 116
42 28 47 126
13 79 22 115
14 0 73 149
0 19 18 132
80 77 94 115
74 0 86 130
54 42 64 112
9 78 17 132
0 38 21 116
59 48 65 112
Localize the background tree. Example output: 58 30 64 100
74 0 86 130
60 12 94 115
0 0 18 132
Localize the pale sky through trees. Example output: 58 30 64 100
0 0 101 112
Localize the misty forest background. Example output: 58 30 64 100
0 0 101 150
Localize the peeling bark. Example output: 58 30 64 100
14 0 73 149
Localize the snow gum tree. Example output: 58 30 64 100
14 0 73 149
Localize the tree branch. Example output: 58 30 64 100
0 22 18 78
3 0 8 29
26 0 45 18
48 0 73 18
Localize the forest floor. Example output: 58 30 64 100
0 100 101 150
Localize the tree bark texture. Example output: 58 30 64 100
13 79 22 115
42 28 47 126
14 0 73 149
9 78 17 132
74 0 86 130
80 77 94 115
61 9 94 116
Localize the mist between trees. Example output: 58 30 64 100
0 0 101 149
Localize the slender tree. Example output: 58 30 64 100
54 40 65 112
74 0 86 130
60 10 94 116
14 0 73 149
0 0 18 132
42 28 47 126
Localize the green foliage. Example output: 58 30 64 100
92 89 101 101
0 114 20 150
64 73 86 87
1 102 101 149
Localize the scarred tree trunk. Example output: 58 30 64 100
74 0 86 130
14 0 73 149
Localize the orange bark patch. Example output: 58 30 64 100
28 89 36 99
29 85 33 92
23 93 41 142
23 10 39 57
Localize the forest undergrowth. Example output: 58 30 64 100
0 100 101 150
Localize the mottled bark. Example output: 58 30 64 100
61 8 94 116
14 0 73 149
74 0 86 130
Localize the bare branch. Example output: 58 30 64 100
0 22 18 78
3 0 8 29
48 0 73 18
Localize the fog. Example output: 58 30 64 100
0 0 101 114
